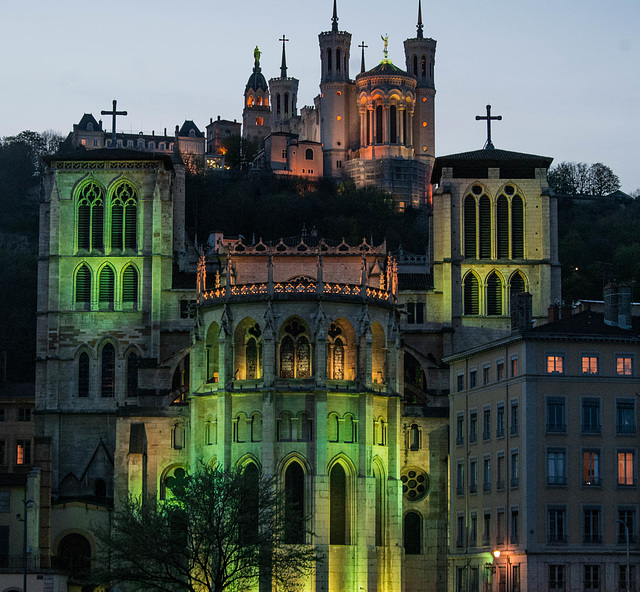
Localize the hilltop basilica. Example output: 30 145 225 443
10 1 561 591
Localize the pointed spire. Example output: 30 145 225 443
417 0 424 39
331 0 339 32
359 41 368 73
279 35 289 78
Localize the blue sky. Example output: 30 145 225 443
2 0 639 192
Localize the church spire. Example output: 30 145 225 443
280 35 289 78
359 41 368 73
417 0 424 39
331 0 339 32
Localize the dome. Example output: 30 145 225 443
245 68 269 93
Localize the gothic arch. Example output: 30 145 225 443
373 456 386 546
159 464 188 500
107 178 139 252
404 511 423 554
97 338 118 398
462 271 480 315
486 269 505 316
234 317 262 381
97 262 116 309
371 321 386 385
297 411 313 441
73 262 93 309
278 316 312 379
205 321 221 383
57 531 93 576
75 345 92 398
250 411 262 442
59 472 81 497
282 457 308 544
509 269 528 294
327 454 356 545
235 453 261 472
327 318 356 380
74 178 105 252
121 263 139 309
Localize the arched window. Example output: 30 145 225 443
298 412 312 441
421 55 426 78
404 512 422 554
76 181 104 252
99 266 115 308
497 195 509 258
390 105 397 144
279 321 311 379
375 105 383 143
58 533 91 576
327 413 339 442
305 148 314 160
487 272 503 316
75 265 91 308
409 423 420 450
463 272 479 315
327 48 332 72
343 414 356 443
464 196 477 258
284 92 289 115
126 351 138 397
251 413 262 442
205 417 217 445
284 461 305 544
235 413 247 443
245 335 262 380
257 96 263 106
413 55 418 76
512 195 524 258
278 412 292 441
172 423 185 449
510 271 526 296
206 323 220 383
330 463 349 544
332 337 344 379
78 352 90 398
374 463 385 546
276 93 281 115
336 48 341 71
101 343 115 397
94 478 107 498
479 195 491 259
122 265 138 309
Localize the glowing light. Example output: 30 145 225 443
422 97 427 102
337 116 342 121
422 146 427 152
337 91 342 96
422 121 427 127
493 550 501 558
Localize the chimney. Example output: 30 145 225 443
511 292 533 333
604 283 632 329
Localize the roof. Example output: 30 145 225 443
75 113 102 132
431 147 553 182
525 310 640 339
44 147 176 170
398 273 432 290
0 473 28 487
178 120 204 138
359 60 410 78
245 67 269 93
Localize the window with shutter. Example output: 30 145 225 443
479 196 491 258
487 272 503 316
512 195 524 258
463 272 479 315
497 196 509 258
111 201 123 250
122 265 138 307
101 343 115 397
99 266 115 307
464 196 476 258
75 265 91 307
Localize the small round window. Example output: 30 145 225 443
401 468 429 501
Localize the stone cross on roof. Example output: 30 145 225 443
475 104 502 150
101 99 127 148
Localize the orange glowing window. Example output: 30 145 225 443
256 117 264 126
422 146 427 152
257 97 263 106
81 139 87 146
337 116 342 121
337 91 341 96
247 96 254 106
422 97 427 102
422 121 427 127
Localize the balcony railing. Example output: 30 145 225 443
0 555 70 572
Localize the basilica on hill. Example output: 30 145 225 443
8 1 562 591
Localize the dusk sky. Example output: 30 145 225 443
2 0 639 192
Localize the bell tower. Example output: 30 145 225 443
404 0 436 161
242 46 272 146
319 0 352 178
269 35 299 130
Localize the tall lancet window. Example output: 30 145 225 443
330 463 348 544
284 462 305 544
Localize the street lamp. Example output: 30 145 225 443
16 499 34 592
618 519 631 592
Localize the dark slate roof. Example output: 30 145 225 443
245 67 269 93
0 473 28 487
431 148 553 182
75 113 102 131
358 60 411 78
525 310 640 339
44 148 176 170
398 273 433 290
178 120 204 138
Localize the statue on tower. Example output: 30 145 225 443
381 34 389 60
254 45 261 67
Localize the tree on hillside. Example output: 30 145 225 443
548 161 620 196
94 464 317 592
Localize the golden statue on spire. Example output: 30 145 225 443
254 45 261 66
381 34 389 60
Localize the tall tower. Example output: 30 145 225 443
242 46 271 145
269 35 299 131
404 0 436 162
319 0 353 178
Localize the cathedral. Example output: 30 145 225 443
27 1 560 591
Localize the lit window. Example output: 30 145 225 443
16 439 31 465
81 138 87 146
583 450 601 486
617 356 633 376
256 117 264 126
497 362 504 381
582 356 599 374
618 451 635 486
547 355 564 374
510 357 518 377
483 366 490 385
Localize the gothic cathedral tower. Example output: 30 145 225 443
269 36 299 130
319 0 352 178
242 47 272 145
404 0 436 167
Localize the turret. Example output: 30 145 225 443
269 35 299 129
242 46 272 145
